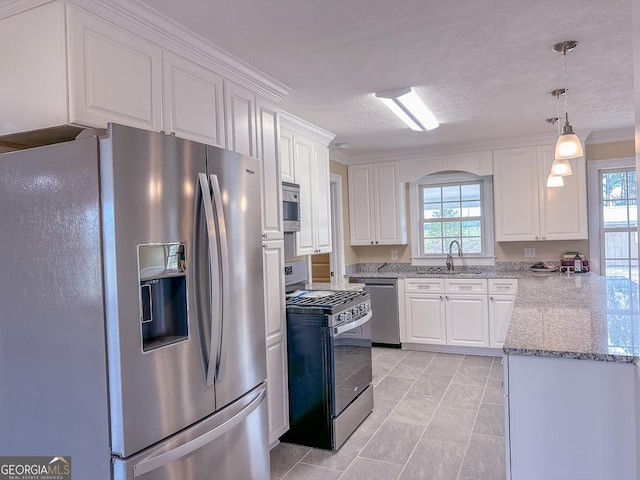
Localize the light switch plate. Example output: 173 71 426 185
524 247 535 258
391 250 398 260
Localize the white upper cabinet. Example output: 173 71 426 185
493 145 587 241
67 4 163 131
537 147 588 240
256 97 283 240
311 144 332 253
161 51 225 146
348 162 407 246
0 1 163 135
293 137 332 255
280 113 334 256
224 80 257 157
279 130 295 183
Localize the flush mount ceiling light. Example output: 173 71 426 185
375 87 439 131
548 89 572 177
552 40 584 161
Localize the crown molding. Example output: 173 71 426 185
280 111 335 146
0 0 290 103
0 0 48 19
585 128 635 145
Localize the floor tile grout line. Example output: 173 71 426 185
335 349 417 479
454 354 493 480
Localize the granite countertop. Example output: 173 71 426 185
346 262 640 363
503 273 640 363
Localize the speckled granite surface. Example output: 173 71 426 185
345 262 531 279
504 273 640 363
346 263 640 363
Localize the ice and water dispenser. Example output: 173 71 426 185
138 243 188 352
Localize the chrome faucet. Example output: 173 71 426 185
446 240 463 272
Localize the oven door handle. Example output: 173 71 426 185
332 312 372 336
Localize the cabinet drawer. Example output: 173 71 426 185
444 278 487 294
488 279 518 295
404 278 444 293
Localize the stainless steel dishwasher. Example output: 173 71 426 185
351 278 399 347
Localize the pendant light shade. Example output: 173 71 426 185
547 173 564 187
551 157 572 176
554 126 584 160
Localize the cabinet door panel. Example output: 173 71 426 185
293 137 315 255
489 294 515 348
224 81 256 157
313 144 332 253
445 294 489 347
348 165 375 245
493 148 540 241
257 98 282 240
280 129 295 183
266 340 289 445
263 241 285 340
405 294 446 344
539 147 588 240
67 5 162 130
162 51 224 146
374 162 406 244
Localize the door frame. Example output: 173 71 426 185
330 173 346 283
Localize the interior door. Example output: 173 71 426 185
101 124 214 458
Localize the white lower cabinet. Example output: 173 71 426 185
404 277 516 349
488 279 518 348
505 355 638 480
405 293 446 344
445 293 489 347
262 241 288 445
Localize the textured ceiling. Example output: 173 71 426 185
138 0 634 155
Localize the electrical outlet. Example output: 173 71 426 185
390 250 398 260
524 248 535 258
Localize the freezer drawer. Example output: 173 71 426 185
113 383 268 480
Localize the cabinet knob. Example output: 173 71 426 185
439 295 443 300
445 295 449 300
490 296 494 300
542 236 546 240
535 236 539 240
371 241 374 245
376 241 379 244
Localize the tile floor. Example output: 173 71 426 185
270 347 506 480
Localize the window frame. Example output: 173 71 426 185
409 172 495 267
587 157 637 277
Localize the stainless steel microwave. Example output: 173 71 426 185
282 182 301 232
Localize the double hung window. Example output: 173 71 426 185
410 173 494 265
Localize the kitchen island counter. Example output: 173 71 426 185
504 273 640 363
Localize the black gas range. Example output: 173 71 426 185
282 289 374 450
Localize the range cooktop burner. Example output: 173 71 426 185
286 290 369 315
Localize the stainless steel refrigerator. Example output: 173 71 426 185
0 124 269 479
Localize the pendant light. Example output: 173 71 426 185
549 89 572 177
553 40 583 160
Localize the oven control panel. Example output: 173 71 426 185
331 299 371 327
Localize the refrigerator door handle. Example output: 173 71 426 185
198 172 221 387
209 174 230 382
132 385 267 477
